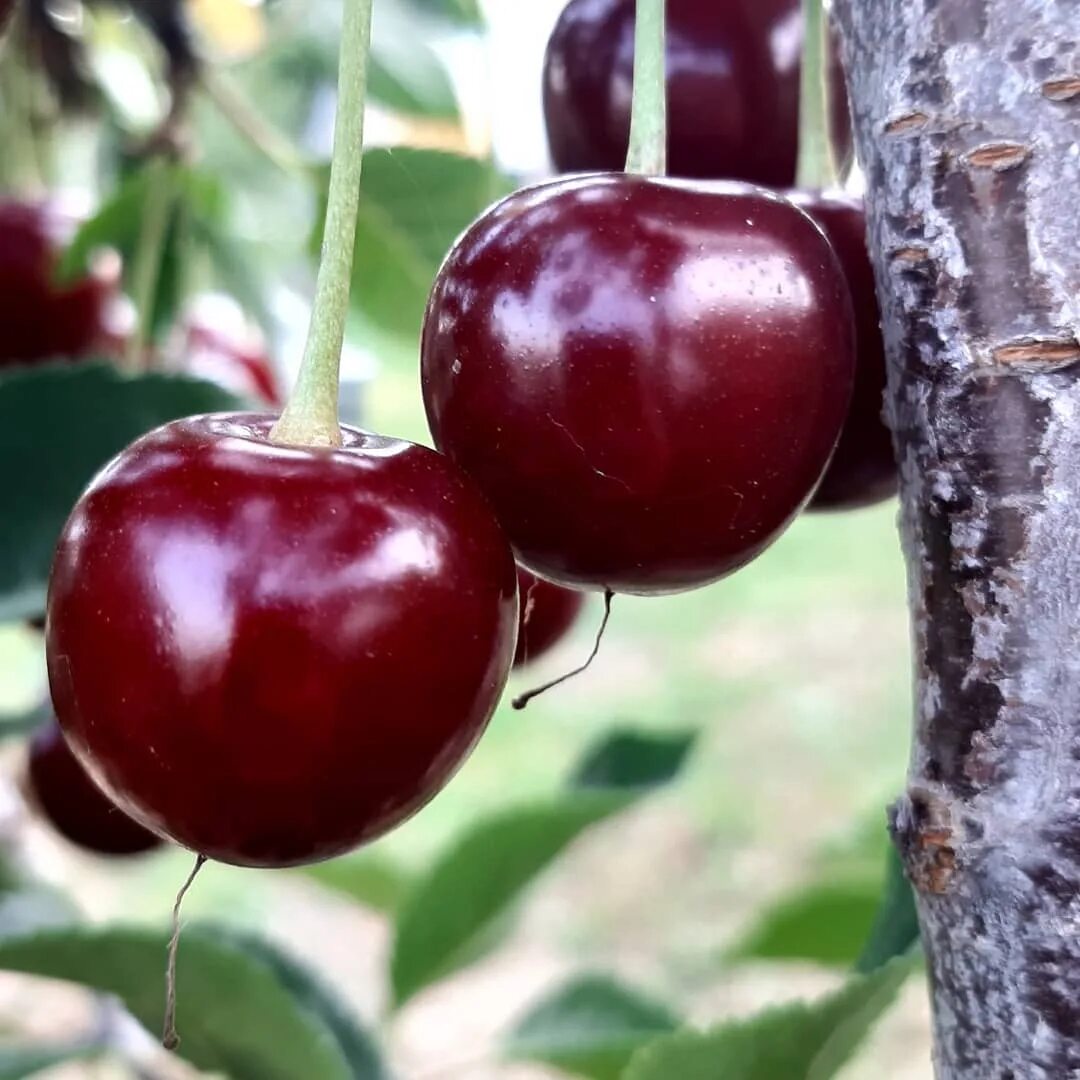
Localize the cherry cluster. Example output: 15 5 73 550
27 0 892 877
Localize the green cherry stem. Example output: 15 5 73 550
623 0 667 176
270 0 374 448
126 158 178 371
795 0 838 190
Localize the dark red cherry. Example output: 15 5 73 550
787 191 895 510
514 568 585 668
542 0 851 185
0 200 120 368
26 721 162 857
421 174 856 595
46 414 518 868
175 295 283 407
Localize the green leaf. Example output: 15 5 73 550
300 852 413 915
0 923 386 1080
855 847 920 974
407 0 484 25
58 165 264 339
390 791 633 1006
315 148 511 342
727 880 882 969
625 956 915 1080
370 13 459 119
506 974 678 1080
571 730 697 792
0 362 243 621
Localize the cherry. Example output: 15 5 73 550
786 191 895 510
26 721 162 857
421 174 856 595
542 0 851 185
514 568 585 668
46 413 518 868
175 294 283 407
0 200 120 368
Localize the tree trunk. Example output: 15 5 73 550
831 1 1080 1076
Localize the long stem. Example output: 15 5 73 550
623 0 667 176
126 159 178 371
795 0 838 190
270 0 374 448
162 854 207 1051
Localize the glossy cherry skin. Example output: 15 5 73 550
787 192 895 510
543 0 851 185
422 175 856 595
0 200 119 368
514 568 585 668
46 414 518 868
26 721 162 857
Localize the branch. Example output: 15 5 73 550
832 1 1080 1076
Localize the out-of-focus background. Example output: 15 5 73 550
0 0 930 1075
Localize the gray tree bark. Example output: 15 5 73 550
831 1 1080 1076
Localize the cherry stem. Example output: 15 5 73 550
127 159 178 371
162 853 207 1051
200 70 310 179
795 0 838 190
623 0 667 176
270 0 374 448
512 589 614 710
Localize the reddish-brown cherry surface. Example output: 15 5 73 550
422 175 856 595
0 201 117 368
542 0 851 184
514 568 585 668
27 721 162 857
46 414 518 868
787 191 895 510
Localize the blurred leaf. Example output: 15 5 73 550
506 973 678 1080
370 9 459 119
0 923 386 1080
0 362 243 621
408 0 484 25
0 1040 101 1078
727 881 882 969
59 164 268 339
300 852 412 915
390 791 633 1006
855 847 920 974
571 730 697 792
625 956 915 1080
314 148 512 342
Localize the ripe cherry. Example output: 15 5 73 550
26 721 162 857
514 568 585 668
421 174 856 595
0 200 120 368
787 192 895 510
543 0 851 185
174 294 283 407
46 414 518 868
